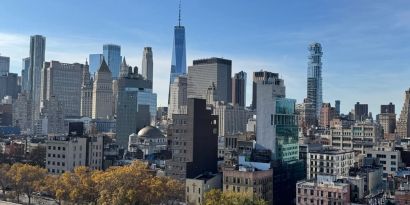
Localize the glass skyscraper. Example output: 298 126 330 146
168 5 187 102
307 42 323 119
89 54 103 76
103 44 121 79
275 98 299 162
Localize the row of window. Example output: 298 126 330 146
47 153 65 158
47 161 65 166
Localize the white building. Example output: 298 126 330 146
92 58 113 119
330 121 383 154
255 72 285 157
46 135 103 174
128 126 167 158
366 141 402 179
307 147 355 179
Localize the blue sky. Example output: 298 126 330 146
1 0 410 115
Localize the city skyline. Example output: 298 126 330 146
1 0 410 115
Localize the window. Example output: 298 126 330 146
391 155 396 159
187 187 189 193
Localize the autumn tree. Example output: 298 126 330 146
0 164 12 198
204 189 268 205
8 163 47 205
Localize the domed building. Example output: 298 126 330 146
128 126 167 159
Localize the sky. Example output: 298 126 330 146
1 0 410 115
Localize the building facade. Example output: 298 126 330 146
41 61 84 117
397 89 410 138
103 44 121 79
330 121 383 154
354 102 369 121
88 54 103 75
185 173 222 205
166 98 218 180
307 148 355 179
168 75 187 120
92 59 113 119
46 135 103 174
21 57 30 92
187 58 232 103
141 47 153 83
306 42 323 119
0 55 10 75
0 72 18 100
296 175 351 205
319 103 336 128
81 61 93 117
29 35 46 123
232 71 246 107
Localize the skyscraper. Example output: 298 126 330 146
141 47 153 83
92 58 113 119
354 102 368 121
41 61 84 117
81 60 93 118
379 102 396 138
21 57 30 92
0 73 18 100
187 58 232 103
0 55 10 75
89 54 103 75
397 89 410 138
232 71 247 107
29 35 46 122
116 58 154 148
306 42 323 119
255 72 286 158
103 44 121 79
251 70 278 110
335 100 341 115
166 98 218 180
168 75 187 120
168 2 187 102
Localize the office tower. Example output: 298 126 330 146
306 42 323 119
12 92 32 132
169 2 187 85
89 54 103 75
335 100 341 115
319 103 337 128
21 57 30 92
141 47 153 83
103 44 121 79
379 102 396 138
40 95 65 135
92 58 113 119
397 89 410 138
0 55 10 75
187 58 232 103
0 73 18 100
168 75 187 120
116 58 153 148
354 102 369 121
0 102 12 126
29 35 46 122
255 72 285 158
81 60 93 117
251 70 277 110
41 61 83 117
166 98 218 180
232 71 246 107
210 101 254 137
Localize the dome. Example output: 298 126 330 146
137 126 164 138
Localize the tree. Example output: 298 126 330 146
27 146 46 167
204 189 268 205
0 164 11 198
93 161 157 205
9 163 46 205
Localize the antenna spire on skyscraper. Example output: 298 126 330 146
178 0 181 26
